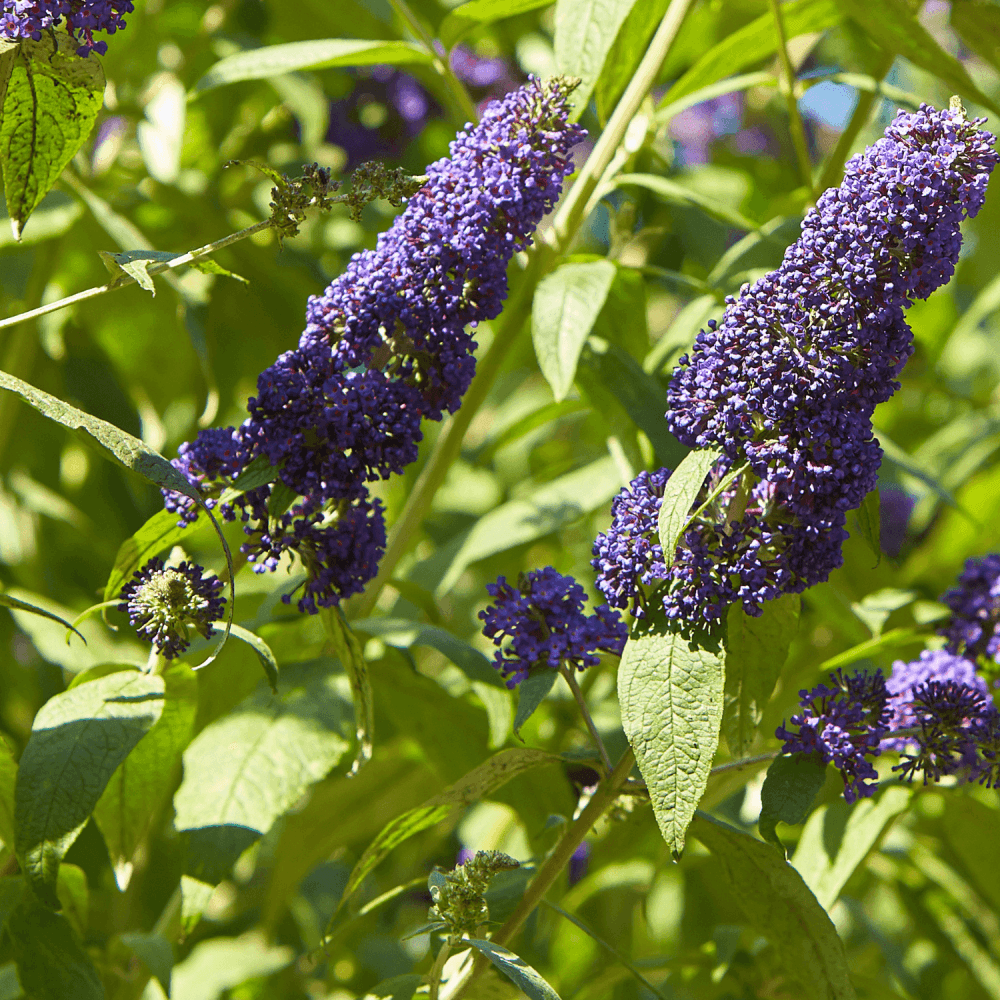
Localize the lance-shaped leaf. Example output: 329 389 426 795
336 747 556 913
514 670 558 735
467 939 562 1000
203 623 279 694
690 813 857 1000
441 0 554 48
173 660 352 886
8 892 104 1000
0 32 105 240
615 174 760 232
618 612 724 855
323 609 373 774
14 669 164 906
0 591 85 643
657 448 723 561
758 753 829 853
532 259 617 401
723 595 800 756
194 39 432 92
93 664 198 891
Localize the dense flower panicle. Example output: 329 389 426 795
118 558 225 660
661 104 996 621
940 553 1000 660
886 648 990 736
161 79 583 613
776 669 891 802
302 77 585 418
479 567 627 688
1 0 133 55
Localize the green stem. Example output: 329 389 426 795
816 52 895 193
443 749 636 999
560 663 613 775
353 0 694 617
428 939 455 1000
547 0 695 253
389 0 478 127
768 0 815 199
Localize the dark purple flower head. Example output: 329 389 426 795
886 648 990 735
118 558 225 659
940 553 1000 660
663 103 997 622
479 567 627 688
776 669 891 802
304 76 585 419
0 0 133 55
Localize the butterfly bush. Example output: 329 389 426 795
777 557 1000 799
939 553 1000 660
596 103 997 626
479 567 627 688
0 0 133 55
118 558 225 660
162 78 584 612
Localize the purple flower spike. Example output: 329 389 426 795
118 558 225 660
1 1 133 55
660 103 997 621
479 567 627 688
776 669 891 803
940 553 1000 661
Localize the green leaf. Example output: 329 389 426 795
576 337 687 468
93 664 198 890
723 595 800 756
618 612 725 855
817 627 924 673
441 0 554 48
188 257 249 285
940 794 1000 914
7 892 105 1000
690 813 857 1000
97 249 174 294
791 786 911 911
467 939 562 1000
227 453 282 494
854 487 882 566
322 609 373 774
194 39 432 93
206 623 279 694
657 448 721 562
173 660 351 882
0 875 23 931
55 863 88 940
0 736 14 850
103 508 198 607
337 747 555 910
838 0 1000 116
514 670 558 735
352 617 506 689
14 669 164 906
437 456 624 595
532 260 617 401
120 932 173 996
0 189 83 248
169 931 293 1000
0 591 85 643
757 754 829 853
180 876 214 938
594 0 668 122
554 0 642 117
615 173 760 232
0 32 104 240
659 0 842 108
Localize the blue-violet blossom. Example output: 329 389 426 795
939 553 1000 661
1 0 133 55
479 567 627 688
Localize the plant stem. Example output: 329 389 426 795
0 218 273 332
443 748 636 1000
389 0 478 127
816 52 895 193
428 938 454 1000
352 0 693 617
710 750 781 774
547 0 695 253
560 663 613 775
768 0 815 200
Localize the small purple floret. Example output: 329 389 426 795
939 553 1000 661
0 1 133 55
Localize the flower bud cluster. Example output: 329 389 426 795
162 79 583 612
428 850 520 938
1 1 133 56
117 558 225 659
479 567 627 688
648 103 997 622
776 559 1000 800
